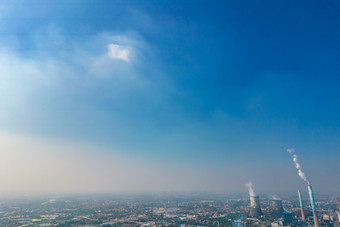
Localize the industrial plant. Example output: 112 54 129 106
249 195 263 218
239 149 340 227
241 183 339 227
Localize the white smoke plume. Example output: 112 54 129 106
245 182 257 196
287 149 310 184
271 195 281 200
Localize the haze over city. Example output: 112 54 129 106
0 0 340 196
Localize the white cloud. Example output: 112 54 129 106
107 43 131 62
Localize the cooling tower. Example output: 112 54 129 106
308 184 319 227
272 199 284 218
298 190 306 221
249 196 263 217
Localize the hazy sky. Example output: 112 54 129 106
0 0 339 195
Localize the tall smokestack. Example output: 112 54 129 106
308 184 319 227
287 149 318 226
272 199 284 218
249 196 263 217
298 190 306 221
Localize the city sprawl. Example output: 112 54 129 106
0 193 339 226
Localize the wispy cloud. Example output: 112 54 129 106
0 28 168 135
107 43 130 62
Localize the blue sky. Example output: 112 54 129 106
0 0 339 194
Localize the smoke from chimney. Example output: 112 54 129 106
271 195 281 200
287 149 309 184
245 182 256 197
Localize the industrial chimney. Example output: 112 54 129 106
308 184 319 227
298 190 306 221
249 196 263 217
272 199 284 218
